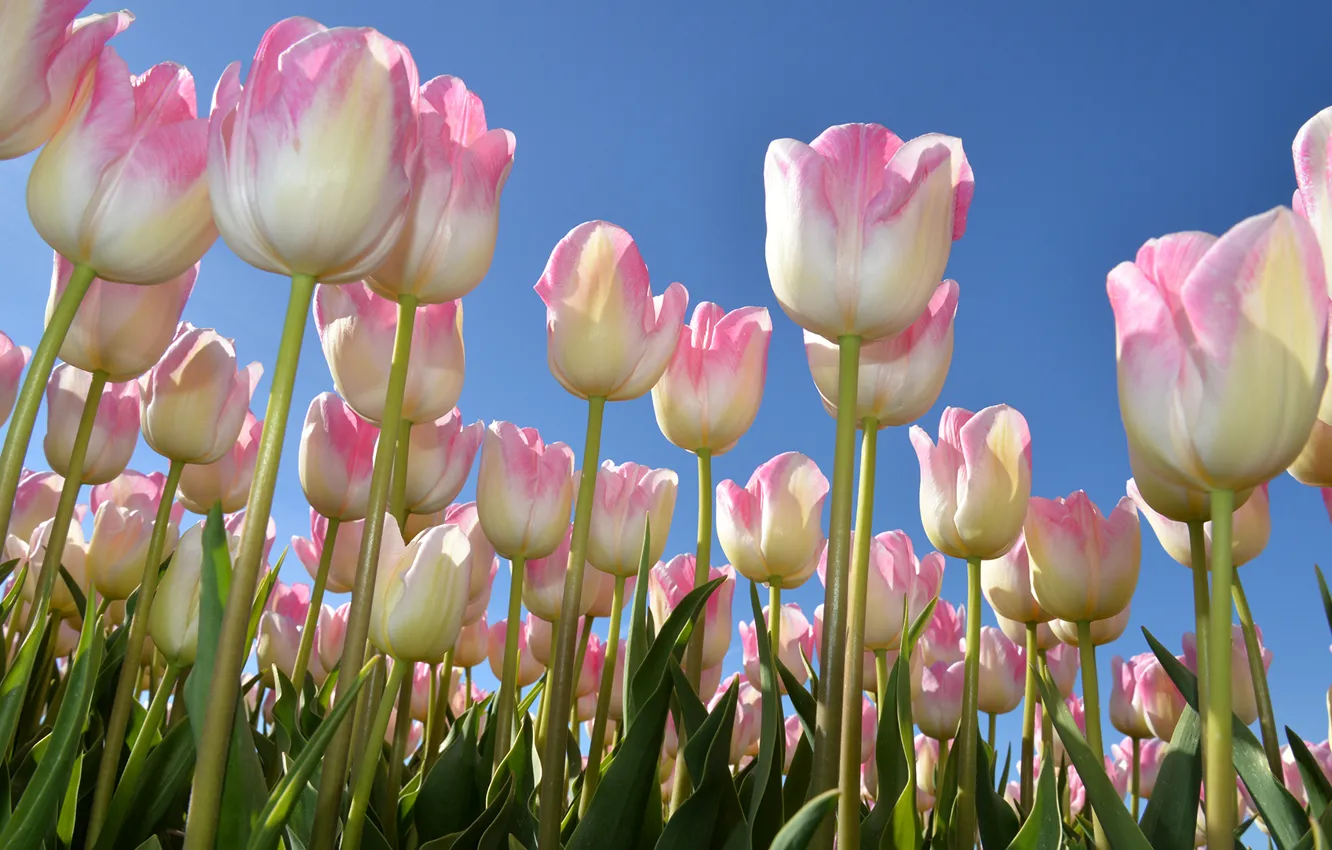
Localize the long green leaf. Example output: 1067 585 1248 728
747 580 783 850
627 577 722 724
666 658 708 739
246 551 285 650
776 659 816 740
770 790 839 850
861 658 905 849
1006 751 1060 850
58 565 86 619
623 522 653 726
976 730 1020 850
0 601 48 758
1290 728 1332 819
655 680 746 847
1139 707 1202 850
488 715 537 848
417 703 485 841
99 715 195 850
1316 566 1332 639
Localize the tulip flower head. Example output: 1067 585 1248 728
739 603 816 689
1045 643 1081 698
1112 736 1169 798
401 409 483 516
487 617 543 688
818 529 945 651
452 613 489 669
1049 605 1131 647
1035 696 1085 764
297 393 378 521
522 524 597 621
710 675 763 765
1027 491 1141 623
178 410 262 513
150 519 240 666
648 556 735 668
440 502 497 624
1129 479 1270 569
257 581 313 684
20 518 89 619
812 604 884 693
11 470 62 544
920 600 966 667
587 460 678 577
293 511 372 595
977 626 1025 715
913 659 966 741
1110 653 1158 739
369 521 472 663
317 602 350 673
981 531 1051 625
585 568 635 618
716 451 828 589
1183 626 1271 726
44 365 139 485
0 332 30 426
86 471 183 600
476 421 574 560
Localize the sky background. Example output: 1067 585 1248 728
2 0 1331 804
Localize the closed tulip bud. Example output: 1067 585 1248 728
1107 211 1329 493
651 302 771 454
317 602 350 673
1113 736 1168 797
368 76 515 304
149 520 222 665
86 472 184 599
293 510 368 594
811 604 885 693
224 510 276 567
1183 626 1271 726
402 409 483 515
11 469 63 543
1050 605 1131 646
576 634 603 699
177 410 261 513
910 405 1032 560
1134 652 1186 741
430 503 495 624
44 365 139 484
717 451 828 589
0 332 30 426
1035 696 1085 764
1289 111 1332 484
1027 491 1140 623
525 614 558 668
384 710 422 752
588 460 678 577
451 613 488 669
1046 643 1081 698
314 283 464 424
21 518 89 618
994 610 1060 652
913 659 966 741
409 661 433 722
977 626 1025 715
1129 479 1270 569
916 735 941 810
208 18 419 282
585 569 635 618
523 524 596 621
981 532 1052 625
648 555 735 668
370 520 472 663
486 617 543 686
297 393 377 522
817 529 944 651
805 280 960 427
740 603 816 689
1110 653 1156 739
1281 743 1332 808
764 123 973 341
920 600 966 666
257 582 311 685
476 421 574 560
28 54 214 284
710 675 762 764
535 220 688 401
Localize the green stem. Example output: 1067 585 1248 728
988 713 996 752
308 293 418 850
494 557 526 769
1188 519 1210 740
1131 736 1141 820
582 575 626 814
88 459 185 844
769 584 782 655
1232 571 1281 779
465 666 472 709
1020 623 1038 814
1037 648 1053 768
292 517 340 694
810 334 860 845
98 662 181 845
671 448 712 812
1204 489 1235 850
385 661 413 846
874 649 889 713
422 663 439 778
343 658 406 850
952 556 984 849
0 262 95 541
183 273 317 850
390 421 412 529
537 395 606 850
1077 619 1108 850
427 650 454 774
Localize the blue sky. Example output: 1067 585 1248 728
2 0 1331 779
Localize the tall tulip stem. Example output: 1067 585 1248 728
1187 520 1210 733
1130 736 1141 820
1204 488 1235 849
671 448 713 811
1231 571 1280 778
423 663 439 777
99 662 181 846
768 584 782 653
184 273 318 850
1020 623 1038 813
385 662 413 845
494 556 527 769
537 395 606 850
390 422 412 528
309 293 419 849
582 575 626 813
291 517 340 695
343 658 405 850
0 262 96 541
1037 648 1053 765
89 458 185 843
1077 619 1108 850
952 556 984 848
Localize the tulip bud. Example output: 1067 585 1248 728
1050 605 1131 647
981 532 1051 625
297 393 378 522
1110 653 1155 739
224 510 276 567
920 600 966 667
369 521 472 663
293 510 366 594
20 518 89 619
1035 696 1085 764
1128 448 1254 524
1107 210 1329 493
317 602 350 673
1134 652 1187 741
740 603 816 689
1112 736 1168 797
28 54 215 284
1027 491 1141 623
909 405 1031 560
1183 626 1271 726
1045 643 1081 699
710 675 763 764
916 735 941 810
575 634 603 700
1129 479 1270 569
913 659 966 741
452 613 489 669
140 324 262 465
208 18 419 282
86 472 183 599
587 460 678 577
177 410 261 513
717 451 828 589
368 75 515 304
648 556 735 668
977 626 1025 715
817 530 943 651
149 521 223 665
476 421 574 560
11 469 63 544
487 617 544 687
523 524 596 621
314 283 465 424
535 221 689 401
1289 111 1332 484
811 603 885 693
0 331 30 427
258 598 309 686
439 502 497 624
525 614 558 668
409 661 433 722
44 365 139 485
651 302 771 454
401 409 483 516
764 123 973 342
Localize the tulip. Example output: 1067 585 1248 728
914 659 966 741
916 735 941 810
86 474 183 599
587 460 678 577
20 517 89 619
0 333 30 426
11 470 62 545
648 556 735 668
1049 605 1131 647
650 302 772 454
139 324 262 466
430 502 496 623
1183 626 1271 727
369 521 471 663
920 600 966 666
534 220 689 401
805 280 959 427
524 614 558 669
1035 696 1085 764
816 530 944 652
740 603 816 689
317 603 350 674
977 626 1025 715
177 410 261 513
43 364 138 485
763 122 973 342
1046 643 1081 698
1112 736 1168 799
581 569 631 619
1135 652 1187 742
1027 491 1141 623
293 511 368 594
784 715 804 773
522 525 598 622
1128 448 1256 525
28 53 215 285
476 421 575 560
367 75 515 304
208 18 419 283
296 393 378 522
314 282 465 424
409 662 434 722
487 618 542 688
1129 479 1270 569
812 604 883 695
1281 743 1332 808
995 611 1060 652
575 634 603 699
401 409 483 516
981 532 1051 625
716 451 828 590
710 675 763 765
258 587 315 685
224 511 276 567
1111 653 1159 740
451 613 488 670
148 521 218 666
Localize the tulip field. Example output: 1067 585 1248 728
0 1 1331 849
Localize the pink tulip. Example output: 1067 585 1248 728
44 364 138 484
402 409 483 516
525 614 558 668
812 603 883 693
28 52 214 284
10 469 62 544
1035 696 1085 764
296 393 377 522
817 529 944 651
86 470 184 599
716 451 828 589
1127 447 1254 525
710 674 763 764
475 421 574 560
1107 211 1329 492
208 18 419 282
916 735 941 809
1049 605 1131 647
920 600 965 666
977 626 1025 715
178 409 261 513
914 659 966 741
1026 491 1141 623
409 661 434 722
0 332 30 426
576 634 603 699
535 220 688 401
257 581 312 684
1183 626 1271 726
859 696 878 765
805 280 959 427
1130 651 1187 741
487 616 544 687
0 1 132 159
1129 479 1270 569
910 405 1031 561
1067 757 1127 816
1281 742 1332 808
293 511 369 594
648 555 735 668
587 460 678 577
224 510 276 567
21 518 88 618
764 122 973 341
1113 736 1169 798
1111 653 1158 740
981 531 1051 625
651 302 772 454
383 711 422 752
784 714 804 772
740 603 816 689
995 610 1060 654
1046 643 1081 698
368 75 515 303
369 520 472 663
523 524 598 621
90 470 178 519
452 613 488 669
450 677 488 719
317 602 350 673
585 570 635 618
314 282 464 424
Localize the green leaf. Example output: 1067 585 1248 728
976 730 1020 850
888 614 922 850
517 674 544 718
627 577 722 726
666 659 708 739
1290 728 1332 819
0 562 26 630
0 605 47 759
416 703 485 841
57 749 84 845
488 715 537 848
623 522 653 726
655 680 747 847
861 658 906 849
1006 751 1060 850
776 659 816 741
98 714 195 850
770 789 839 850
134 838 164 850
746 580 784 850
247 553 285 650
58 564 86 619
1139 707 1202 850
783 732 813 824
271 666 307 758
1316 566 1332 640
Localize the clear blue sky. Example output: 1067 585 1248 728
2 0 1331 776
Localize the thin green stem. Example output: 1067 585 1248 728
1205 489 1235 849
184 273 318 850
494 557 526 769
769 584 782 654
672 449 712 812
0 262 95 541
1037 648 1053 767
537 395 606 850
1188 519 1210 739
1232 571 1280 779
292 517 340 694
423 663 439 778
953 556 984 848
1077 619 1108 850
1020 623 1038 814
427 650 454 774
390 421 412 529
88 458 185 844
309 293 418 850
582 575 626 814
988 713 996 752
465 666 472 709
99 662 181 844
1131 736 1141 820
343 658 406 850
385 662 413 846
